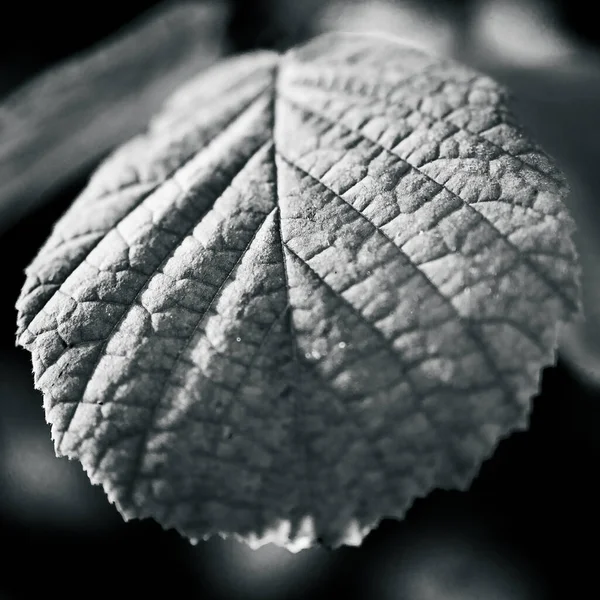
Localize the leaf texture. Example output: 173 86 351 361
16 33 580 551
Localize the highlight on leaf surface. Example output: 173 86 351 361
16 32 581 551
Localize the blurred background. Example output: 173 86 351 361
1 0 600 598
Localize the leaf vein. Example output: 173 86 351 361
281 94 577 312
121 205 278 504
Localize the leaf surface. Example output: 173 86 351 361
16 33 580 551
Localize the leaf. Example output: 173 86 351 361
15 32 580 551
0 0 227 234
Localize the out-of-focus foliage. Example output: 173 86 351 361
0 1 227 234
319 0 460 55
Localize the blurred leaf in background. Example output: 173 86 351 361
469 0 581 66
319 0 461 55
0 0 228 235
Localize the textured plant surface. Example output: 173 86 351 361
16 32 580 551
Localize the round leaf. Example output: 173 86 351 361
16 33 580 551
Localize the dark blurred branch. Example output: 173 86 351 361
0 0 227 235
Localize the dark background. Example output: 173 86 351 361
1 1 599 598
